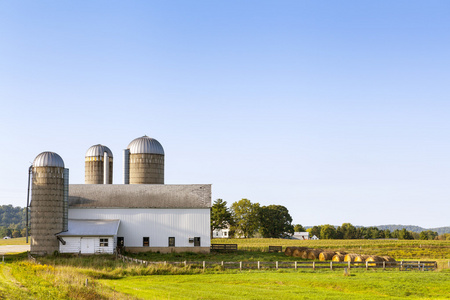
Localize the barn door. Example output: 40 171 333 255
81 238 95 254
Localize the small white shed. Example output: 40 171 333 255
56 219 120 254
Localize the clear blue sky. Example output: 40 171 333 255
1 1 449 228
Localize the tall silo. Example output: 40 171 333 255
124 135 164 184
85 144 113 184
30 151 68 255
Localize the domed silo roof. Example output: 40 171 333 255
85 144 113 158
127 136 164 155
33 151 65 168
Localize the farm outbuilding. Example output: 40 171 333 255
57 219 120 254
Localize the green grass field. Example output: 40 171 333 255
212 238 450 259
0 237 27 246
0 238 449 299
99 269 450 300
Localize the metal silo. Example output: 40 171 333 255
30 151 68 255
124 136 164 184
85 144 113 184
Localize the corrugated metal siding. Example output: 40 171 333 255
60 237 81 253
59 236 115 254
69 209 210 248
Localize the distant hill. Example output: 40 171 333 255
375 225 450 235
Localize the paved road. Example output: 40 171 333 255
0 245 30 254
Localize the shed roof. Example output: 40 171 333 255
68 184 211 209
56 219 120 237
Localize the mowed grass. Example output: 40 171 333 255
99 269 450 300
0 237 27 246
1 251 449 300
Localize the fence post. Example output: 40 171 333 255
240 261 242 271
258 261 260 270
330 261 333 271
184 260 187 267
276 261 278 270
295 261 297 270
400 260 403 271
313 261 315 271
221 261 224 268
348 261 351 270
366 261 368 271
203 261 205 270
383 261 386 270
2 255 3 264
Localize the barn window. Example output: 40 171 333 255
194 237 200 247
143 237 149 247
99 238 109 247
168 237 175 247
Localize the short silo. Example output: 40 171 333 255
30 151 68 255
124 135 164 184
85 144 113 184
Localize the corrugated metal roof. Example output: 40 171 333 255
33 151 65 168
57 219 120 236
85 144 113 158
68 184 211 208
127 136 164 155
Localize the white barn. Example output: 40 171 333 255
57 184 211 254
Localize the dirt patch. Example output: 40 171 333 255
0 245 30 254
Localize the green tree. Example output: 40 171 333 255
320 224 337 239
307 225 322 239
339 223 357 239
230 199 260 238
398 228 414 240
420 230 438 240
259 205 294 238
294 224 306 232
210 199 233 235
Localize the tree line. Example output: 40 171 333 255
295 224 443 240
211 200 448 240
0 205 28 238
211 199 294 238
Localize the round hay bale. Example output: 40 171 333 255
301 249 311 259
366 255 384 266
344 254 359 262
382 256 396 262
335 251 347 256
354 255 370 262
319 251 336 261
354 255 371 265
307 249 322 260
292 248 308 257
332 254 345 262
382 256 397 266
284 247 296 256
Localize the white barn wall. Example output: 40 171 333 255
69 208 210 248
60 237 81 253
60 236 115 254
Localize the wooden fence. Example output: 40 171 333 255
116 254 437 271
